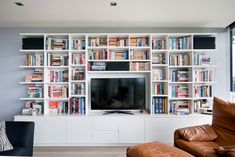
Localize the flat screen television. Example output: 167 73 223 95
90 78 146 111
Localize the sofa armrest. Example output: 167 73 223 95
174 124 217 144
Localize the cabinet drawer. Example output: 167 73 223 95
93 118 118 131
93 131 118 143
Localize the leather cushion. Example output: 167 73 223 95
176 124 217 141
214 145 235 157
127 142 193 157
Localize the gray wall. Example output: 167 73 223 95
0 27 230 120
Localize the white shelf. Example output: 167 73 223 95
193 81 216 84
152 80 168 83
46 50 69 52
20 66 44 68
87 46 108 49
20 50 44 52
169 97 193 100
71 80 86 83
152 64 168 67
152 50 168 52
193 65 217 68
19 82 44 84
45 82 69 85
108 46 129 49
70 64 86 67
169 81 193 84
20 98 44 101
45 66 69 68
129 46 150 49
130 60 151 62
169 65 193 68
193 97 213 100
70 50 86 52
152 95 168 97
45 98 69 101
193 49 217 52
168 49 192 52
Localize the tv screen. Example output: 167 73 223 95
91 78 146 110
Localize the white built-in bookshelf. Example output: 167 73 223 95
19 33 217 116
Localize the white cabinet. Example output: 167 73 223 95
145 115 212 143
67 118 92 144
14 114 212 146
119 118 145 143
93 118 118 143
40 118 66 144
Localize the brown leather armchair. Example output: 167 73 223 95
174 97 235 157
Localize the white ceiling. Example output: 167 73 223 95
0 0 234 28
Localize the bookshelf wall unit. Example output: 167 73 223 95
17 33 216 145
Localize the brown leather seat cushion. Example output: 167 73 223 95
175 139 219 157
127 142 193 157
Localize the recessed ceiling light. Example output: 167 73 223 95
14 2 24 6
110 2 117 6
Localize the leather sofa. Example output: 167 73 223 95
174 97 235 157
0 121 35 156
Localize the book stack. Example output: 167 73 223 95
170 69 189 82
169 54 190 66
72 39 85 50
130 62 150 71
71 83 85 95
69 97 85 115
24 54 43 66
170 100 190 115
171 85 189 97
152 54 165 64
89 62 106 71
108 38 128 47
130 50 149 60
130 37 149 47
194 70 212 82
109 50 128 60
152 38 166 49
152 83 164 95
48 54 69 66
89 37 107 47
47 38 69 50
27 85 43 98
152 97 168 114
24 69 43 82
23 101 43 115
49 69 68 82
193 85 212 97
169 36 191 50
48 86 68 98
152 69 165 80
72 68 85 80
194 53 211 65
48 101 68 114
72 53 85 65
89 49 107 60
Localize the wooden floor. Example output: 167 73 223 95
34 146 127 157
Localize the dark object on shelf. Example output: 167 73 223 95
106 62 129 71
22 37 44 50
193 36 215 49
0 121 35 156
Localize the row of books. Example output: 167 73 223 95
72 53 85 65
49 101 68 114
47 53 69 66
170 100 191 115
152 38 166 50
22 101 44 115
27 85 43 98
88 62 106 71
109 38 128 47
88 37 107 47
152 54 166 64
194 70 212 82
109 50 128 60
152 83 165 95
72 39 86 50
152 69 166 80
46 38 69 50
49 70 68 82
170 85 189 98
88 49 108 60
72 68 85 80
170 69 189 82
130 37 149 47
169 36 191 50
70 97 85 115
193 85 212 97
151 97 168 114
71 83 85 95
130 50 149 60
48 85 68 98
169 54 190 66
193 99 210 112
194 53 211 65
24 54 43 66
130 62 150 71
24 69 43 82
